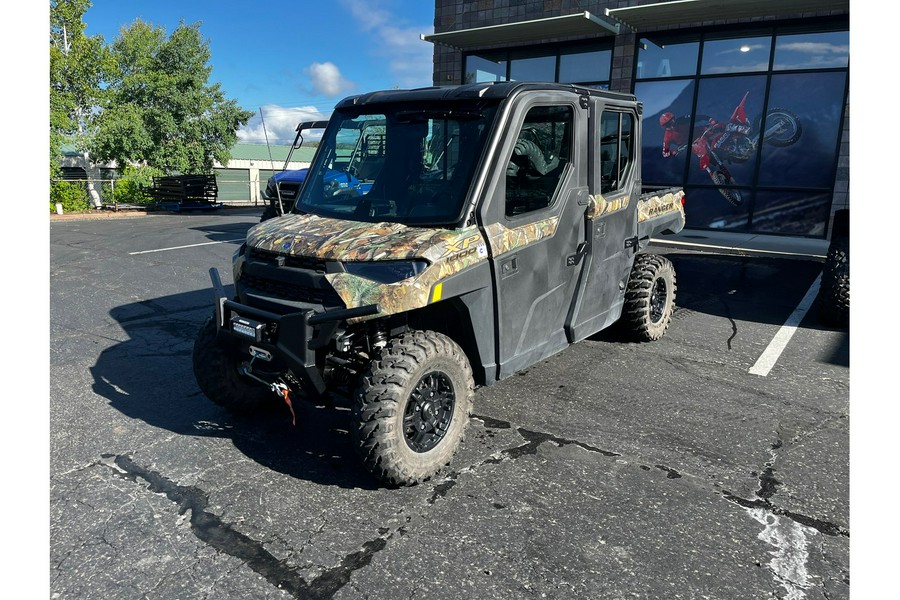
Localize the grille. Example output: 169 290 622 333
247 248 328 272
274 183 299 199
240 274 342 306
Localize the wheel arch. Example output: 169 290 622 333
406 290 495 386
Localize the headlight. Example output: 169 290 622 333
343 260 429 284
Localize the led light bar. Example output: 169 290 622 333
230 315 265 341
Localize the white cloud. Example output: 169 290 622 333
305 62 356 98
340 0 434 89
237 104 331 145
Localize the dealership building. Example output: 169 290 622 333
423 0 849 240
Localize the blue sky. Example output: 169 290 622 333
81 0 437 145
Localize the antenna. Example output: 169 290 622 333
259 108 276 170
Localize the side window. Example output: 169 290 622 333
600 111 635 194
506 105 573 217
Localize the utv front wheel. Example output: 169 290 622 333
192 316 275 412
352 330 474 486
621 254 676 342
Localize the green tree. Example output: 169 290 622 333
50 0 112 205
93 20 254 174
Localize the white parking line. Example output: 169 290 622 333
749 274 822 377
128 239 245 255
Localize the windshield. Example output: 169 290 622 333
296 102 500 226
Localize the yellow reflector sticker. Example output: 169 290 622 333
431 282 443 303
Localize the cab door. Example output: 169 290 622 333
567 103 640 341
480 95 590 378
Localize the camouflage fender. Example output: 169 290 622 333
637 190 685 223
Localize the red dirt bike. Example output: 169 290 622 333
687 92 802 206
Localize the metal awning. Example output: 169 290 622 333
606 0 849 31
421 11 620 51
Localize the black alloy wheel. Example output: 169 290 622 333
404 372 456 453
649 277 668 324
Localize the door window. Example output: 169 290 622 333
505 105 573 216
599 111 635 194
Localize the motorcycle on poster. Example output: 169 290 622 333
659 92 802 206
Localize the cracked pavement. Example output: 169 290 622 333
50 210 849 599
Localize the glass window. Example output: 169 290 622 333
510 55 556 82
688 75 768 186
636 80 696 186
558 49 611 84
751 190 831 236
701 35 772 74
599 112 634 194
773 30 849 70
465 54 507 83
637 35 700 79
682 187 751 231
758 72 846 187
506 105 572 216
299 105 500 225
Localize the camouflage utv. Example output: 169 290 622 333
193 82 686 485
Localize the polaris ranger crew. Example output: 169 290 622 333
193 82 686 485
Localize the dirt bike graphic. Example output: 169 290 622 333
660 92 802 206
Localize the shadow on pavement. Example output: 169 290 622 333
89 286 380 490
594 251 849 367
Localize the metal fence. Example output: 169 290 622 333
50 177 268 209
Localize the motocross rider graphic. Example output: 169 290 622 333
659 112 692 158
656 90 799 207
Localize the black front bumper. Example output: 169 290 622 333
209 268 378 397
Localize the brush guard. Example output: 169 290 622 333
208 268 379 400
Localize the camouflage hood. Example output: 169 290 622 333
246 213 467 262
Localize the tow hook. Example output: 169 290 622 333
239 350 297 426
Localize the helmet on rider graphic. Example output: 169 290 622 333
659 112 675 129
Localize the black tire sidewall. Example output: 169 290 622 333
352 331 474 485
622 254 677 342
192 316 274 412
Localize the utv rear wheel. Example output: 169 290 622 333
352 330 474 486
192 316 275 413
621 254 676 342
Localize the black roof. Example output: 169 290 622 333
335 81 636 109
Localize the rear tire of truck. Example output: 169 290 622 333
621 254 676 342
192 316 275 413
352 330 474 486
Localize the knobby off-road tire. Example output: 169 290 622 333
352 330 474 486
818 237 849 327
621 254 677 342
192 316 275 413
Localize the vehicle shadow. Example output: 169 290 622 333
89 287 380 490
595 251 849 367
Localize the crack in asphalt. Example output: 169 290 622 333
466 415 848 541
99 454 392 599
724 435 848 538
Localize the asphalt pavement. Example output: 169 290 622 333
48 207 850 599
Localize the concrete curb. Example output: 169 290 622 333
50 206 263 222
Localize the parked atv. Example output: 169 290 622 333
194 82 686 485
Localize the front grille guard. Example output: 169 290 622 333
209 268 379 397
